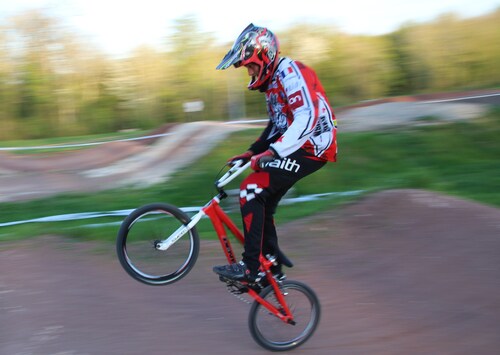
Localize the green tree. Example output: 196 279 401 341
1 8 499 140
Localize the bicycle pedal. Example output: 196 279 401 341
228 282 249 294
218 275 229 283
218 275 235 283
275 272 287 281
219 275 244 288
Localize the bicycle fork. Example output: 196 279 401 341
154 209 205 251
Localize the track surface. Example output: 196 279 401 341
2 189 500 354
2 91 500 354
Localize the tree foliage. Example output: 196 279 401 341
1 8 499 139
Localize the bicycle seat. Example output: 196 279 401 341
276 249 294 268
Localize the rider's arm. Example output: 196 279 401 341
269 62 319 158
248 119 279 155
228 121 276 163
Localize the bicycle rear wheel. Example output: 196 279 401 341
248 280 321 351
116 203 199 286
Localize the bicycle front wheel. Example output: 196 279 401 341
116 203 199 286
248 280 321 352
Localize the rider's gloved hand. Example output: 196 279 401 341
250 150 275 171
228 151 253 165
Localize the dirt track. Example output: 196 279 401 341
2 91 500 353
0 121 251 202
2 189 500 354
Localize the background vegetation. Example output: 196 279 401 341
1 107 499 242
1 8 499 242
1 9 499 140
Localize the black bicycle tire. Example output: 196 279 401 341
116 202 200 286
248 280 321 351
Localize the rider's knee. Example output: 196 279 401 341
239 172 270 207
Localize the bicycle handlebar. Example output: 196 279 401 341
216 160 250 189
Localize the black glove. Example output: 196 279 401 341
250 150 275 170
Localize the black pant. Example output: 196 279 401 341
239 149 326 273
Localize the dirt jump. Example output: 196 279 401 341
1 89 498 203
2 90 500 354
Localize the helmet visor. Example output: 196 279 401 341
216 47 242 70
216 23 258 70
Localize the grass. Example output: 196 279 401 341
1 107 499 242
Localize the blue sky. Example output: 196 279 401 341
1 0 498 56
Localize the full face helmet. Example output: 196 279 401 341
217 23 280 91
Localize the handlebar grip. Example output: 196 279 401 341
216 161 250 188
258 156 275 169
229 159 244 168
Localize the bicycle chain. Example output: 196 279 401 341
226 284 253 304
222 275 286 307
225 282 255 304
224 281 281 308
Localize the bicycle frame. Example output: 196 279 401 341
204 194 295 325
154 160 249 253
157 160 295 324
202 197 243 264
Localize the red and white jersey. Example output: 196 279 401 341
253 57 337 162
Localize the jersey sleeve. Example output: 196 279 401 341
248 119 279 154
269 62 319 158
